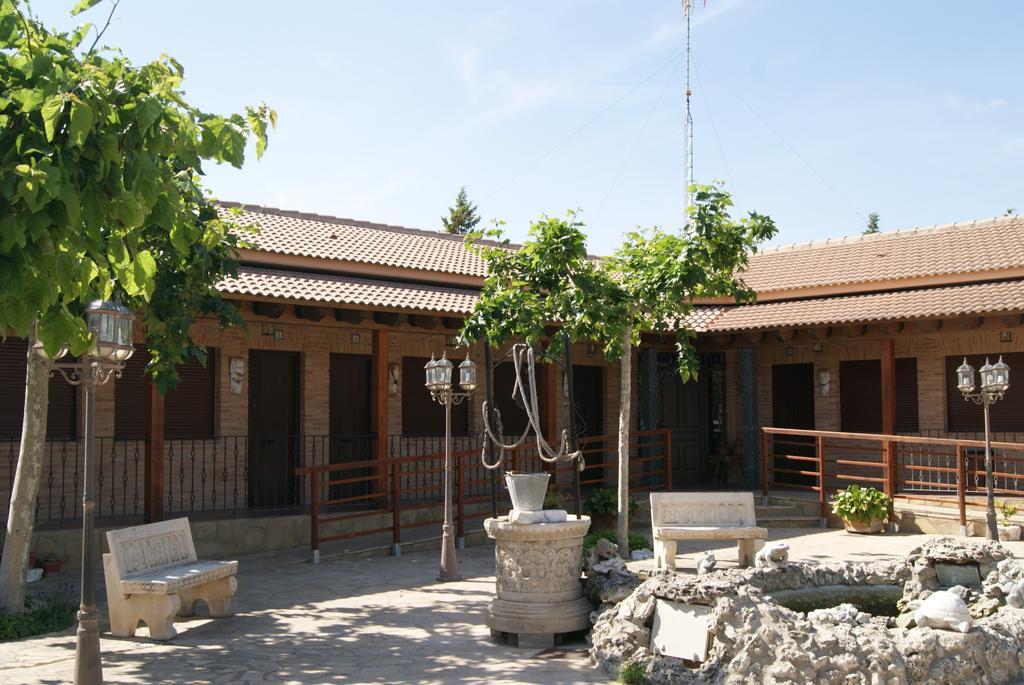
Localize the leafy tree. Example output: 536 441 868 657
441 186 481 235
464 183 775 555
0 0 274 613
1005 208 1016 216
864 212 880 234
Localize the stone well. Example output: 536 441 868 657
590 537 1024 684
484 515 592 648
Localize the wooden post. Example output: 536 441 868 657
456 451 465 544
372 329 389 496
391 459 402 556
884 440 897 497
817 434 827 521
956 444 968 535
880 338 896 435
664 430 673 492
761 430 770 502
144 381 165 523
309 470 320 564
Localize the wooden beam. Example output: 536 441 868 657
713 334 736 346
335 308 370 324
774 329 796 343
958 316 984 331
252 301 286 319
294 305 329 322
372 329 390 472
745 331 765 345
879 321 904 336
914 319 944 333
807 327 831 340
880 338 896 435
373 311 402 327
837 324 868 338
998 314 1023 328
443 317 465 331
409 315 440 330
144 381 165 523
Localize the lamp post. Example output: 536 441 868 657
956 356 1010 541
36 300 135 685
425 350 476 582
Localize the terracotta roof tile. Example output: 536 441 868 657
683 306 727 333
700 279 1024 332
219 267 479 315
219 202 487 277
740 215 1024 293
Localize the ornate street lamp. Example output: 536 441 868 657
425 350 476 581
956 356 1010 541
36 300 135 685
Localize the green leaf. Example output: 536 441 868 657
41 94 64 142
68 99 94 146
13 88 46 113
71 0 104 16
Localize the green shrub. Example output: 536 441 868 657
618 661 648 685
584 530 650 555
0 593 76 641
831 485 891 524
583 488 638 517
997 500 1019 526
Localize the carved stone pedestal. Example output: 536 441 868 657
484 515 592 648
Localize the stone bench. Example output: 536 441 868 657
102 517 238 640
650 492 767 571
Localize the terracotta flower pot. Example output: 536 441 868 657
843 519 884 534
42 560 62 575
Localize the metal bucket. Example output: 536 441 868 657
505 472 550 512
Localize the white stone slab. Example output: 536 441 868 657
650 599 713 663
508 509 568 524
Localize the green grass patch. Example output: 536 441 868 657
583 530 650 555
0 593 77 641
618 661 649 684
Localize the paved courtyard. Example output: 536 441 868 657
2 528 1023 684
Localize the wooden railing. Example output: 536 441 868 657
297 428 673 560
762 427 1024 527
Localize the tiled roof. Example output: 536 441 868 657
683 306 727 333
699 279 1024 332
219 267 479 314
740 215 1024 293
219 202 488 277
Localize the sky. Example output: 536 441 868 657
34 1 1024 256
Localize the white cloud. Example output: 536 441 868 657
942 93 1008 112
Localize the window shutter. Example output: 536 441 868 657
166 352 216 439
0 338 78 440
947 352 1024 433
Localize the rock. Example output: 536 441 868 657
590 540 1024 684
631 548 653 561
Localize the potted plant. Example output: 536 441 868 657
997 500 1022 541
831 485 891 534
41 554 63 576
583 488 638 530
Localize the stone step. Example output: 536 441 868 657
756 515 823 528
755 505 803 517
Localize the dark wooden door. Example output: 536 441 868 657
660 364 708 488
771 363 815 485
248 350 300 509
329 354 374 502
573 365 605 487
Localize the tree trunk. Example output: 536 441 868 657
617 327 632 559
0 332 50 614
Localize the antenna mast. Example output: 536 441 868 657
683 0 695 226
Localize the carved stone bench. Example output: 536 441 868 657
102 517 238 640
650 492 767 571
